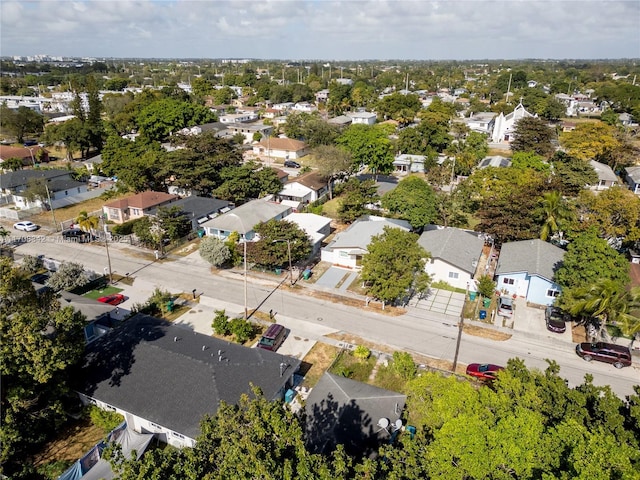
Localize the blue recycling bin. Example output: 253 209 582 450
479 309 487 320
285 389 296 403
469 291 477 301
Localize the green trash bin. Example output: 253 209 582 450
483 298 491 308
166 300 174 312
302 269 312 280
469 291 477 301
275 268 282 275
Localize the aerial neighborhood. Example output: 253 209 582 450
1 55 640 479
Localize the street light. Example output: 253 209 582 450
272 239 293 286
228 213 248 320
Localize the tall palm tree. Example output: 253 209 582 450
75 211 100 233
0 226 9 243
539 191 573 241
567 279 640 341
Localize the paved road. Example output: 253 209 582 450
11 237 640 398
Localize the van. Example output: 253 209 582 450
575 342 632 369
257 323 286 352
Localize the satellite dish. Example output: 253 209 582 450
376 418 390 432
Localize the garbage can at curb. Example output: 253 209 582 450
479 309 487 320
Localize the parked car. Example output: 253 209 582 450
497 296 514 317
13 221 39 232
545 306 567 333
30 272 50 284
283 160 300 168
465 363 504 380
257 323 287 351
97 294 126 306
575 342 632 369
61 228 91 242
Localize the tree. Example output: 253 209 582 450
314 145 353 199
559 122 619 161
476 274 496 298
542 97 567 120
510 116 556 158
20 254 43 274
360 226 430 306
1 156 25 171
199 236 231 267
376 92 421 124
156 206 191 242
46 261 90 292
550 151 599 196
337 178 379 223
211 309 231 336
381 176 437 230
103 77 129 91
85 75 104 152
0 105 44 143
555 230 630 290
397 116 452 156
43 117 90 161
0 258 86 475
213 162 282 204
336 124 394 176
539 191 574 241
76 210 100 233
23 177 49 205
245 220 311 269
136 98 217 142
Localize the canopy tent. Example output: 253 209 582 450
58 422 154 480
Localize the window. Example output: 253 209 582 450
172 432 185 439
503 278 515 285
339 251 349 258
448 272 459 279
547 289 560 298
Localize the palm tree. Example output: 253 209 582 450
0 227 9 243
539 191 573 241
75 211 100 233
567 280 640 341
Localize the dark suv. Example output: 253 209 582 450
283 160 300 168
575 342 632 369
62 228 91 243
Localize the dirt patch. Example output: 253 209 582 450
572 323 588 343
29 194 126 228
300 342 340 388
463 323 512 341
305 289 405 316
326 332 398 355
31 417 105 469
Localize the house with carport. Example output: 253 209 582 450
417 226 485 291
494 239 565 306
321 216 411 269
77 314 300 449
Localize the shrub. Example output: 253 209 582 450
229 317 254 343
212 309 231 336
392 351 417 380
477 274 496 298
334 365 353 378
199 236 231 267
88 405 124 434
46 261 89 292
353 345 371 360
110 218 143 236
21 254 43 274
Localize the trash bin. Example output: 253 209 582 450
197 229 205 238
285 389 296 403
166 300 174 312
483 298 491 308
469 291 477 301
405 425 417 439
302 269 312 280
275 268 282 275
479 309 487 320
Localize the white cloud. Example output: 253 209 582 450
1 0 638 59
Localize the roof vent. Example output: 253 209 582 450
202 345 207 351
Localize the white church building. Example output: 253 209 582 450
491 103 535 143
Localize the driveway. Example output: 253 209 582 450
409 288 465 317
315 266 354 289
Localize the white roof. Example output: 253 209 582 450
286 212 331 233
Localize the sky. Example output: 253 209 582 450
1 0 639 61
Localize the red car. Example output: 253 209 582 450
466 363 504 380
97 294 126 306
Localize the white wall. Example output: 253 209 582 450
426 259 472 290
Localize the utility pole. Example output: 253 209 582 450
451 308 465 373
102 215 113 283
44 183 58 231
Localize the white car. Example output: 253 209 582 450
13 221 39 232
497 296 514 317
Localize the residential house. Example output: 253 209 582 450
278 171 329 209
272 102 295 112
177 122 228 137
146 196 234 230
0 168 87 210
327 115 353 128
589 160 618 191
335 78 354 86
0 145 49 168
321 216 411 269
315 89 330 103
78 314 300 448
491 103 535 143
225 122 273 144
304 373 406 457
624 166 640 195
252 137 308 160
560 121 577 132
494 239 565 306
102 191 180 224
58 290 121 344
81 153 103 173
285 212 332 255
417 226 485 291
219 112 258 124
346 111 377 125
478 155 512 169
200 198 292 240
393 154 426 174
292 102 317 113
458 112 496 135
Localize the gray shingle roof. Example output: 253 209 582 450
325 217 410 251
200 199 291 234
0 168 72 190
495 239 565 281
79 315 300 440
146 196 232 220
418 227 485 274
304 373 406 456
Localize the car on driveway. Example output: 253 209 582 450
97 294 126 306
575 342 632 369
545 306 567 333
284 160 300 168
497 296 514 317
465 363 504 380
62 228 91 242
14 221 39 232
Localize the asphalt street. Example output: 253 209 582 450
10 235 640 399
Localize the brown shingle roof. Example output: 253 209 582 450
289 171 327 190
104 191 179 210
259 137 306 151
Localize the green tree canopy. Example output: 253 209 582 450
136 98 217 142
559 121 620 161
337 177 379 223
376 92 422 124
336 124 394 176
360 226 430 305
199 236 231 267
313 145 353 199
0 105 44 143
510 116 556 158
246 219 311 269
381 176 437 230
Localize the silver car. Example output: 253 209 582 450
13 221 39 232
497 296 514 317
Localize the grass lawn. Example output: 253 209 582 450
83 285 123 300
372 363 408 393
299 342 339 388
320 197 340 219
29 192 127 228
329 350 377 383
